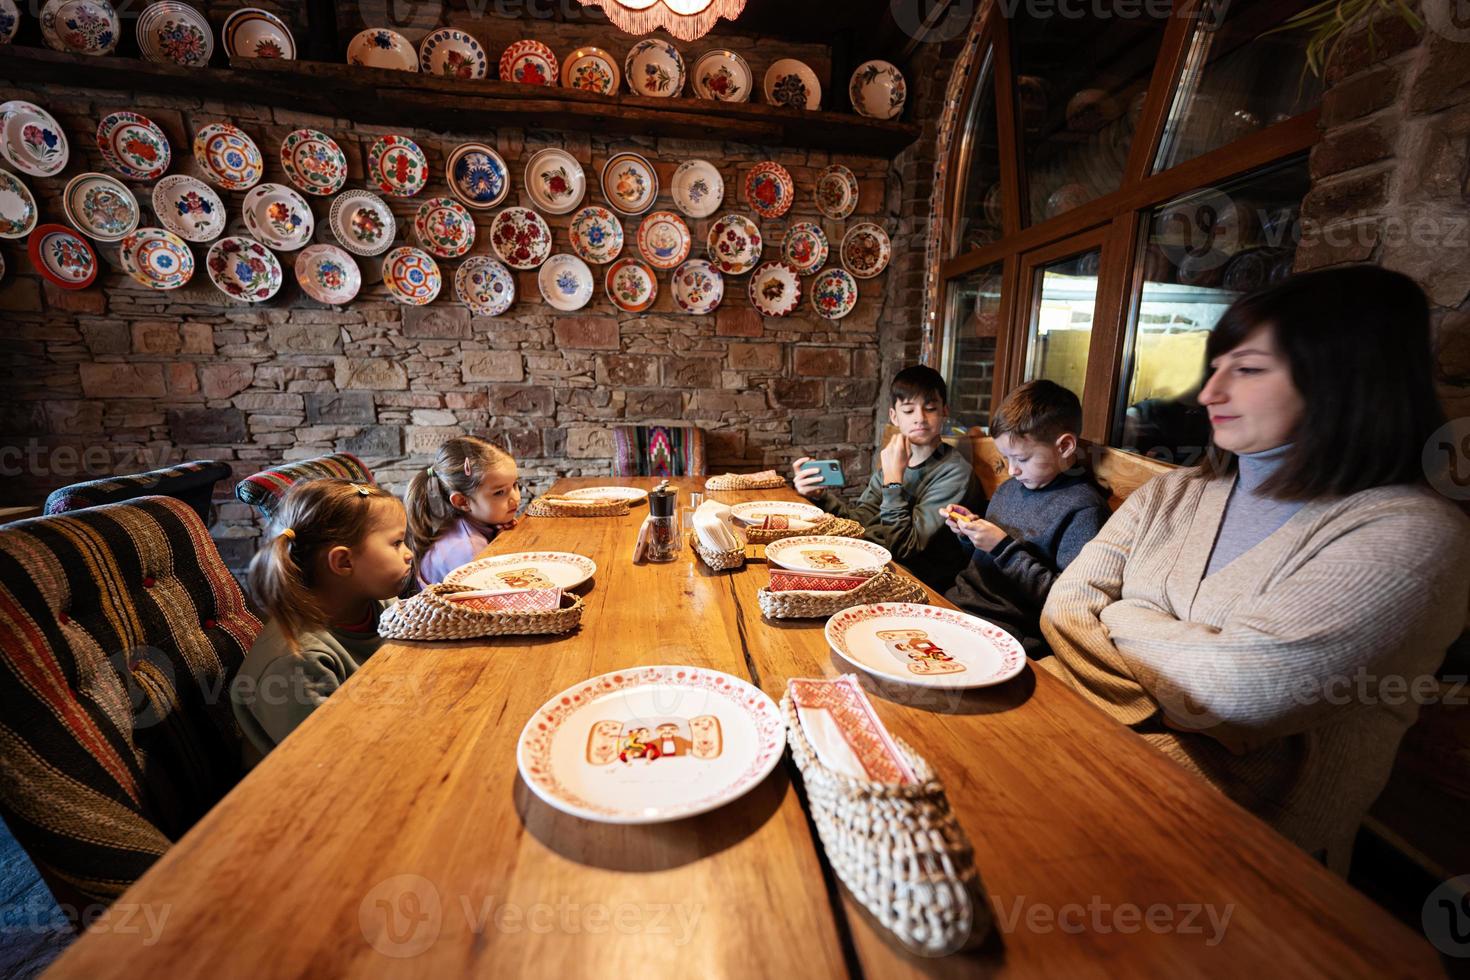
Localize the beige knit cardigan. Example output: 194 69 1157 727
1039 467 1470 872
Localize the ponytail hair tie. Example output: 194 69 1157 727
280 528 296 541
426 466 436 477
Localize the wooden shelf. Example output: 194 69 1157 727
0 46 920 158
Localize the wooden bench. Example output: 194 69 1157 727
966 429 1178 510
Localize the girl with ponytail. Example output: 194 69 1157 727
232 478 412 761
405 435 521 588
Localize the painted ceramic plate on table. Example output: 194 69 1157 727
670 159 722 219
763 58 820 109
329 189 396 256
347 28 416 71
705 213 761 275
413 195 476 258
96 110 170 180
744 161 793 219
242 182 313 251
40 0 118 55
207 235 282 303
842 221 891 279
446 142 509 210
517 665 784 824
624 38 683 98
222 7 294 59
523 148 586 216
781 221 828 275
382 245 441 306
28 223 96 289
152 174 224 242
489 206 552 270
728 500 823 525
810 267 858 320
849 59 906 120
119 227 194 290
136 1 213 67
764 535 891 574
636 210 690 270
455 254 514 316
561 46 619 94
62 172 137 242
2 101 69 177
294 243 360 305
568 205 623 264
691 49 751 102
824 603 1027 690
447 551 597 591
815 164 858 220
604 257 657 314
418 27 487 78
538 253 594 312
601 152 658 216
193 122 263 190
500 39 557 85
0 167 38 239
561 486 649 504
747 260 801 317
280 128 348 196
671 258 723 315
367 134 429 197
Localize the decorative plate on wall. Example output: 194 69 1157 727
28 223 97 290
781 221 828 275
605 257 657 313
0 166 39 239
568 205 623 265
279 128 348 196
152 174 224 243
691 49 751 103
670 159 723 219
537 253 594 312
294 244 361 305
0 0 19 44
500 39 558 85
367 134 429 197
207 235 283 303
671 258 723 315
523 147 586 215
192 122 263 191
455 254 515 316
841 222 891 279
62 172 138 243
328 189 396 257
418 27 487 78
1 101 69 178
222 7 294 59
242 182 314 251
446 141 509 210
815 164 858 220
636 210 691 270
810 267 858 320
744 160 793 219
40 0 119 56
705 213 761 276
561 46 620 94
489 206 552 270
625 39 684 98
763 59 820 110
119 227 195 290
601 152 658 216
747 261 801 317
382 245 442 306
413 195 476 258
96 111 170 180
136 1 213 67
849 60 906 120
347 28 417 71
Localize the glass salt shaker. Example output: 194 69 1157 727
645 482 681 563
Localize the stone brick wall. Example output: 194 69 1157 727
0 18 956 573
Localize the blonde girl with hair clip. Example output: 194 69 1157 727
405 435 521 588
231 479 413 762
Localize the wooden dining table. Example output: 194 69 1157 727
47 476 1442 977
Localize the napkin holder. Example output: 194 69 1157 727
378 583 584 640
744 514 865 545
689 531 746 571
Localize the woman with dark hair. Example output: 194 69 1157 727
1039 265 1470 872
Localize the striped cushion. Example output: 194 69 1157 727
611 426 706 478
234 453 374 519
44 459 232 524
0 497 261 910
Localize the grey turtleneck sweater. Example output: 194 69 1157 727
1204 444 1306 577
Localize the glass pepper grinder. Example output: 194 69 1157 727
645 481 681 563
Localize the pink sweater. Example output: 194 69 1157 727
416 516 498 587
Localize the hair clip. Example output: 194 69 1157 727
463 458 473 478
349 483 372 497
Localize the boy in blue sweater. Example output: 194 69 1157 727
942 380 1110 656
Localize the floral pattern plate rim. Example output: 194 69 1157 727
454 254 515 316
849 59 907 120
762 58 821 110
841 221 892 279
624 38 684 98
27 222 97 290
152 173 225 243
136 0 214 67
346 27 417 71
810 267 858 320
600 152 658 217
192 122 264 191
705 212 762 276
537 252 595 312
418 27 487 78
489 206 553 270
746 260 801 317
636 210 691 271
241 182 314 251
445 141 510 210
382 244 442 306
691 49 751 103
206 234 283 303
294 243 361 305
516 665 784 825
670 159 723 220
96 110 171 181
523 147 587 216
824 602 1027 690
118 226 195 290
413 195 476 259
0 166 39 240
221 7 295 59
446 550 597 590
561 46 620 95
328 188 397 257
367 134 430 198
61 171 138 243
567 205 623 265
500 39 558 85
279 128 348 196
671 258 724 315
815 164 859 220
40 0 119 56
604 256 657 314
781 221 829 276
764 535 892 574
1 100 70 178
744 160 793 219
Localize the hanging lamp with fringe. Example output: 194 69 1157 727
573 0 748 42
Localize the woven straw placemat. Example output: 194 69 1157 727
689 532 746 571
705 472 787 491
379 584 584 640
744 515 864 545
526 496 630 518
757 567 928 619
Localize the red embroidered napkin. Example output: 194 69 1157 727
769 568 872 592
447 588 562 612
788 676 916 785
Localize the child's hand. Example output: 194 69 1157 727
493 516 519 532
940 504 976 537
791 457 825 499
957 516 1008 552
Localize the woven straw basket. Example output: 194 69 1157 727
526 496 630 518
689 532 746 571
757 567 928 619
705 472 787 491
744 515 864 545
379 584 584 640
782 695 990 957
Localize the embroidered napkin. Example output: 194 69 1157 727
447 588 562 612
757 514 819 531
768 568 873 592
787 676 916 785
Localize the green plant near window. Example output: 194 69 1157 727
1262 0 1422 78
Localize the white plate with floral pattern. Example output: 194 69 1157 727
2 101 69 178
706 213 761 275
561 46 620 94
367 134 429 197
810 267 858 320
193 122 263 191
0 166 38 240
137 1 213 67
764 535 891 574
604 257 657 313
782 221 828 275
744 160 793 219
413 196 476 258
28 223 96 289
207 235 283 303
517 665 783 824
40 0 118 55
849 60 907 120
728 500 823 525
222 7 294 59
242 182 313 251
672 258 723 315
747 261 801 317
636 210 690 271
670 159 723 219
568 205 623 264
347 28 416 71
841 222 891 279
119 227 194 290
455 254 514 316
294 244 360 305
418 27 487 78
96 111 170 181
691 50 751 102
446 142 509 210
815 164 859 220
382 245 441 306
624 39 683 98
62 172 137 243
601 152 658 216
328 189 396 257
824 603 1026 690
538 252 594 312
763 58 820 110
562 486 649 504
500 39 557 85
152 174 224 243
489 206 552 270
280 128 348 196
447 551 597 591
524 148 586 216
